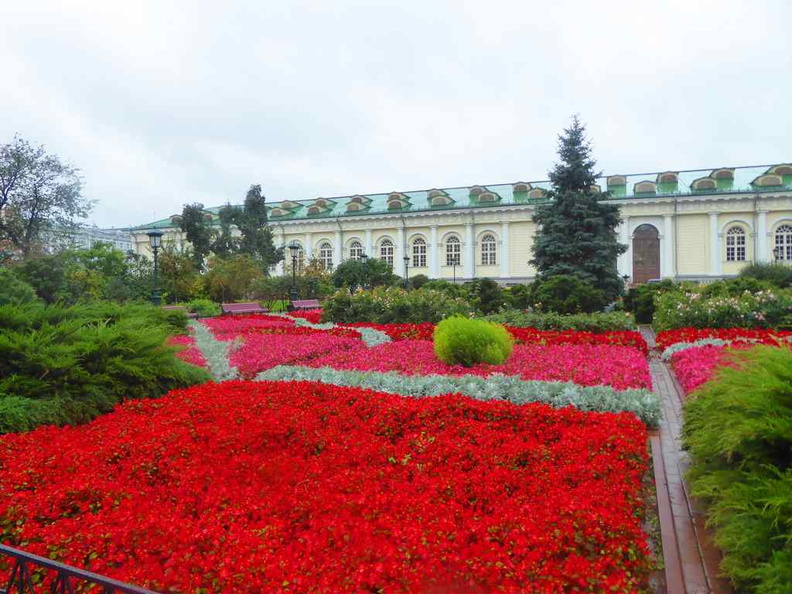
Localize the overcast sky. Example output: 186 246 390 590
1 0 790 228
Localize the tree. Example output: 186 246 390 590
212 204 240 258
531 116 626 302
178 203 215 269
205 253 263 302
158 243 202 303
332 258 396 289
238 184 282 271
0 136 91 254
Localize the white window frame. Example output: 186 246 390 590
412 237 427 268
776 224 792 261
318 241 333 270
480 234 497 266
725 226 746 262
379 238 394 267
445 236 461 267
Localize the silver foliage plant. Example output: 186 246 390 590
256 366 661 427
267 312 392 347
189 321 239 381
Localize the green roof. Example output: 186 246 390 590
132 163 792 229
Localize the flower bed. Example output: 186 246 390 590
670 345 737 394
286 309 323 324
305 341 652 391
0 380 653 592
168 334 207 369
656 327 792 351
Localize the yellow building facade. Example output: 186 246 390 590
131 164 792 284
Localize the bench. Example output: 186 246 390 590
221 302 269 315
290 299 321 311
162 305 198 319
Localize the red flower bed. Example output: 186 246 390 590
656 327 792 351
348 322 436 341
204 315 358 342
0 381 652 592
306 340 652 391
670 345 739 394
286 309 323 324
168 334 207 368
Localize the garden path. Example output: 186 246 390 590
641 326 732 594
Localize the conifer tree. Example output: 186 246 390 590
179 203 215 269
531 116 626 301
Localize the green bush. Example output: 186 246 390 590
407 274 430 290
683 347 792 592
739 262 792 289
0 268 38 306
0 302 210 433
332 258 397 289
464 278 507 314
504 283 532 310
530 274 608 314
186 298 221 317
322 286 474 324
484 309 636 331
623 280 678 324
654 287 792 331
700 277 777 298
434 316 513 367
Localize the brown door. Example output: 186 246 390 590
632 224 660 283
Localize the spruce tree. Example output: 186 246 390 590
179 203 215 270
237 184 282 271
531 116 626 301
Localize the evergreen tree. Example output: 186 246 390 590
531 116 626 301
212 204 240 258
179 203 214 269
237 184 283 271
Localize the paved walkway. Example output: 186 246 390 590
640 327 732 594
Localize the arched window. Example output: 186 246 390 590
776 224 792 261
725 227 746 262
412 237 427 268
480 234 497 266
318 241 333 270
349 240 363 260
445 236 461 266
379 238 394 267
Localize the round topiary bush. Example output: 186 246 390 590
433 316 514 367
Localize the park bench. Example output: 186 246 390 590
221 302 269 315
290 299 321 310
162 305 198 319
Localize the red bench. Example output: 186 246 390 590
290 299 321 311
221 302 269 315
162 305 198 319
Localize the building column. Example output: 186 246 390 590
363 228 373 258
304 232 313 260
396 226 405 276
275 228 286 275
334 230 342 269
662 213 676 279
465 222 475 280
709 211 721 276
429 225 439 278
756 210 769 262
500 222 510 279
617 216 631 279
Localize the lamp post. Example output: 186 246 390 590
403 255 410 289
147 230 163 306
288 241 300 303
452 256 459 284
361 253 369 290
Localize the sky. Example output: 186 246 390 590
0 0 790 228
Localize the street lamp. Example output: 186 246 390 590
288 241 300 303
147 230 163 306
403 255 410 289
452 256 459 284
361 253 369 290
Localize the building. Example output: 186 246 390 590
131 163 792 284
43 226 135 254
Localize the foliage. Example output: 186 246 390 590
205 254 264 302
185 298 221 317
739 262 792 289
0 381 653 591
407 273 430 290
250 270 333 307
0 267 38 305
421 279 467 298
331 258 396 289
14 254 68 303
699 277 777 298
158 243 203 303
259 366 661 426
485 309 636 332
683 347 792 591
0 302 209 433
465 278 507 314
653 288 792 331
322 286 474 324
0 136 91 254
622 280 678 324
434 316 514 367
529 274 607 314
178 203 215 269
531 117 625 302
236 184 282 271
504 283 532 309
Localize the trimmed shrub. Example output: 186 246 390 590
0 268 38 306
683 347 792 591
739 262 792 289
530 275 608 314
434 316 513 367
322 286 473 324
485 309 636 332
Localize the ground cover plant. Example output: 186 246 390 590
683 347 792 592
434 316 514 366
0 380 654 592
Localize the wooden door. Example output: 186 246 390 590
632 224 660 283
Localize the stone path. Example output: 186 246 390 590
640 327 732 594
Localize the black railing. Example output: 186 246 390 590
1 544 158 594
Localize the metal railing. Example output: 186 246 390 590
1 544 158 594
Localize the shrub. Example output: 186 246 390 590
623 279 678 324
683 347 792 591
465 278 507 314
485 309 636 332
739 262 792 289
185 298 221 317
332 258 396 289
0 268 38 306
530 274 608 314
322 286 473 324
407 273 430 290
0 303 210 433
434 316 513 367
504 283 532 310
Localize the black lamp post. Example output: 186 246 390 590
147 230 163 306
288 241 300 303
361 253 369 290
452 256 459 284
403 255 410 289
